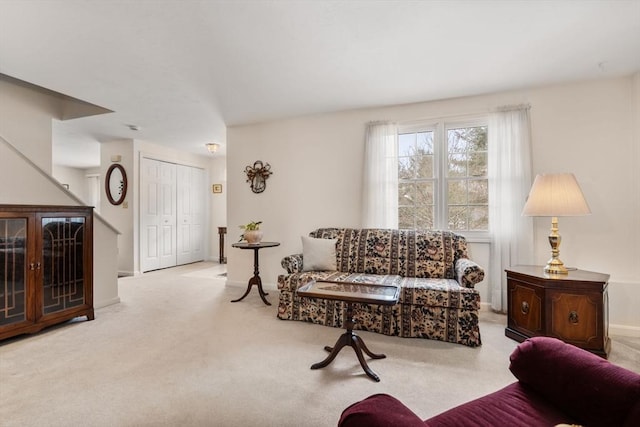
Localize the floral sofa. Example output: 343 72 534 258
276 228 485 347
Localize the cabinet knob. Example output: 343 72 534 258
520 301 530 315
569 311 579 324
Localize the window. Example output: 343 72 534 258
398 120 488 232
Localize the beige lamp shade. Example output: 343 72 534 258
522 173 591 217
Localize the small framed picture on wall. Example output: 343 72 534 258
212 184 223 194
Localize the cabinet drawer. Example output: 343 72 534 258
508 282 543 335
549 291 601 348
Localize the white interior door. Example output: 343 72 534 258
189 167 205 263
141 158 162 272
177 165 205 264
158 161 177 268
141 159 204 272
141 158 177 272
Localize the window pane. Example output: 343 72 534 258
448 153 467 177
398 207 414 229
398 133 415 157
469 152 487 177
469 206 488 231
397 122 488 232
415 207 434 229
467 126 488 151
417 132 434 154
468 179 488 204
398 183 415 206
415 181 434 205
448 129 469 153
398 157 413 179
448 180 467 204
416 155 434 178
448 206 468 230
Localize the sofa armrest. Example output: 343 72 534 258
455 258 484 288
509 337 640 427
339 393 425 427
281 253 304 274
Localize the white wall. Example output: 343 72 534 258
227 75 640 336
0 78 119 309
52 165 89 202
0 78 57 174
209 155 228 261
100 139 136 275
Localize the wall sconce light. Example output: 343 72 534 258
206 143 220 154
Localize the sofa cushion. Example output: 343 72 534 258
301 236 337 271
309 228 459 279
398 277 480 309
425 383 579 427
509 337 640 427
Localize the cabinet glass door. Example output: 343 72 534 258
41 217 86 315
0 218 27 326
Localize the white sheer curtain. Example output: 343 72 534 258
488 106 534 312
361 121 399 228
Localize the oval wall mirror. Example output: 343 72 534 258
105 164 128 205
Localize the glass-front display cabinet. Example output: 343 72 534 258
0 205 93 341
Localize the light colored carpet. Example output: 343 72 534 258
1 262 638 426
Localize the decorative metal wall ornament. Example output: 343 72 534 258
244 160 272 193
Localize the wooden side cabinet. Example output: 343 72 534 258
505 265 610 358
0 205 94 341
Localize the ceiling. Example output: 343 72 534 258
1 1 639 168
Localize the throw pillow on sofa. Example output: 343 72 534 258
301 236 337 271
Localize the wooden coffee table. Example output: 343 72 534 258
296 279 400 382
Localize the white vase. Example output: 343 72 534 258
243 230 263 244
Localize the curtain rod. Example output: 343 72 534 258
396 103 531 126
494 103 531 112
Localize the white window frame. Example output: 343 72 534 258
398 116 489 240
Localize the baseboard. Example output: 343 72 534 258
479 302 495 312
610 324 640 338
117 270 136 277
94 296 121 309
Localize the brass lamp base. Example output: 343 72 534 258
544 258 568 275
545 216 569 275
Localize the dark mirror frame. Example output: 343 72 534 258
105 164 128 205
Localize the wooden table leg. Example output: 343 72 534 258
310 303 385 382
231 247 271 305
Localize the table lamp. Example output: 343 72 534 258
522 173 591 274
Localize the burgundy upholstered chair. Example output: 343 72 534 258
338 337 640 427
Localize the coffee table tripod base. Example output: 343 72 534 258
310 329 385 382
297 280 399 383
